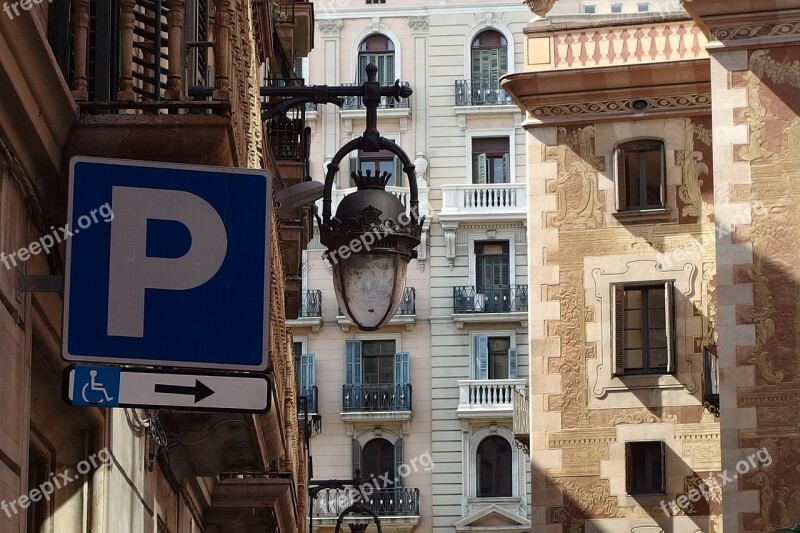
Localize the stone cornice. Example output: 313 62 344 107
683 1 800 44
503 60 711 126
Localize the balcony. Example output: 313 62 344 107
341 83 411 110
703 347 719 416
204 475 298 532
457 379 527 419
342 384 412 424
62 0 262 167
287 290 323 331
452 285 528 328
312 487 421 528
272 0 315 60
439 184 527 223
298 385 318 415
455 79 513 106
338 287 418 331
512 389 530 456
338 82 412 134
325 186 429 221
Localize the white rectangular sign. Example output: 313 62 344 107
64 365 271 413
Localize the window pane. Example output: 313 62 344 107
648 288 665 308
650 348 668 369
625 310 643 329
648 308 666 328
624 152 641 208
477 437 513 498
625 330 642 349
625 289 642 310
625 350 643 370
644 149 663 206
649 328 668 349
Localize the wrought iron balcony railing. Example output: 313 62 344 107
455 79 512 106
453 285 528 314
298 385 318 415
297 290 322 318
312 487 420 518
342 384 412 412
512 388 530 455
703 347 719 415
397 287 416 316
264 77 311 162
341 82 411 110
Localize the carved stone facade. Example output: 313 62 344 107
506 1 800 531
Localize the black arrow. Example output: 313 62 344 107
154 380 215 403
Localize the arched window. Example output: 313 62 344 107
476 436 512 498
615 139 666 211
471 30 508 96
358 34 395 85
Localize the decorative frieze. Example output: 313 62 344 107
408 16 429 34
318 19 343 36
529 94 711 119
712 20 800 42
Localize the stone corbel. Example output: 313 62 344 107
344 118 353 136
457 114 467 131
416 218 430 272
401 420 410 436
399 116 408 134
442 221 459 270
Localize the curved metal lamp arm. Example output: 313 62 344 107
322 136 418 225
333 501 383 533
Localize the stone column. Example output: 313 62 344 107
70 0 90 101
116 0 137 101
164 0 186 100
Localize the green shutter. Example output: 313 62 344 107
474 153 487 184
345 340 362 385
352 439 362 478
300 354 315 388
476 335 489 380
613 285 625 375
394 438 404 487
508 347 518 379
394 352 410 386
359 54 369 83
502 152 510 184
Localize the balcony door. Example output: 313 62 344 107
474 335 518 380
345 340 410 411
475 242 510 312
471 30 508 104
358 34 395 85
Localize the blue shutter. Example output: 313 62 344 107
508 347 518 379
394 438 404 487
300 354 316 413
475 335 489 380
345 341 362 385
395 352 410 411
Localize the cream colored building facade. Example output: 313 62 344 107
294 1 536 531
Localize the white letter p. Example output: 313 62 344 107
106 186 228 338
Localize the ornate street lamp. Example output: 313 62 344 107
317 65 423 331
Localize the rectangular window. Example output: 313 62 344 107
472 137 510 184
611 3 623 12
474 334 518 380
626 441 666 494
582 4 596 13
352 149 402 187
613 283 674 375
637 2 649 11
362 340 396 386
616 140 665 211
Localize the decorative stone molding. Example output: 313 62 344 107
318 19 343 36
528 94 712 119
711 20 800 42
548 428 616 477
408 16 429 34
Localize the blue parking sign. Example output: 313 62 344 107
63 157 271 371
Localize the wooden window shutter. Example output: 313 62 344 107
300 354 315 389
665 281 676 374
394 156 403 187
352 439 362 477
345 340 362 385
508 347 518 379
475 153 488 184
503 152 510 183
625 442 634 494
616 148 627 211
613 285 625 375
476 335 489 380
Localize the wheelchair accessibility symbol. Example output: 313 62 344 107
69 366 120 407
82 370 114 404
